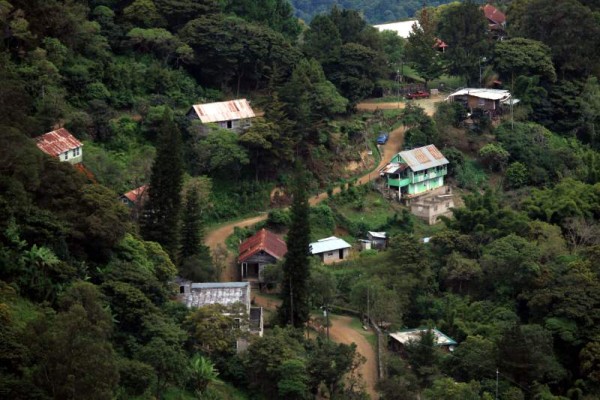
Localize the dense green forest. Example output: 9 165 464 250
2 0 600 399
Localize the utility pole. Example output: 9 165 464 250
322 305 330 340
367 286 370 325
495 368 499 400
396 68 401 109
289 277 294 327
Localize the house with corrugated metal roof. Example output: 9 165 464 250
482 4 506 40
177 280 263 338
446 88 513 116
187 99 255 134
238 229 287 286
380 144 449 200
389 328 457 355
310 236 352 264
34 128 83 164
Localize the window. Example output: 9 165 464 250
327 252 334 257
233 318 241 329
64 152 68 160
227 120 233 129
179 286 185 294
72 149 76 157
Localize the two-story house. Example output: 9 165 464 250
380 144 449 200
187 99 256 134
34 128 83 164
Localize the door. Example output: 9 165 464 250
339 249 344 259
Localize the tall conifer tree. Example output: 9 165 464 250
178 185 215 281
278 166 311 328
141 107 184 258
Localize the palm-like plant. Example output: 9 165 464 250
189 354 219 395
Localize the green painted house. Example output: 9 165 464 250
380 144 449 199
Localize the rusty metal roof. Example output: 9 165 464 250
483 4 506 25
380 162 409 175
238 228 287 263
122 185 148 204
190 99 256 123
34 128 83 157
398 145 449 172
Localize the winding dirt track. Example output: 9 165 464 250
204 99 437 398
329 315 379 400
253 295 379 399
205 103 411 270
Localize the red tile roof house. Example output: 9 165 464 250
120 185 149 219
34 128 83 164
238 229 287 286
482 4 507 39
187 99 256 135
120 185 149 207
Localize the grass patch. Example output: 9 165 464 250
333 192 401 231
428 74 466 92
347 316 378 351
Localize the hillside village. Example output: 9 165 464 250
3 1 600 399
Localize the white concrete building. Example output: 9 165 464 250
310 236 352 264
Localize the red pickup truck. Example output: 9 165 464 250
406 90 430 99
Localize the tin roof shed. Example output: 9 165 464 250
389 328 457 347
310 236 352 255
35 128 83 157
189 99 256 123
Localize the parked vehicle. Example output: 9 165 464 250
377 131 389 145
406 90 430 99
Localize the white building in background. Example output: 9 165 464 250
373 20 419 38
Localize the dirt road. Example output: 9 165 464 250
253 294 379 399
329 315 379 400
357 97 440 115
205 98 442 280
206 109 408 281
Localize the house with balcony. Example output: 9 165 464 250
187 99 255 134
446 88 513 119
380 144 449 201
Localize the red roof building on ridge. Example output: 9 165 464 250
238 229 287 264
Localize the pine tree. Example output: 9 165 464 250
278 166 311 328
141 107 184 259
179 185 215 281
